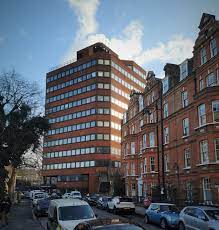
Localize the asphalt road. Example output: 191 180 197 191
38 206 161 230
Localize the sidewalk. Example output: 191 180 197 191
1 199 42 230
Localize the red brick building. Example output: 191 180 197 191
121 13 219 204
42 43 146 194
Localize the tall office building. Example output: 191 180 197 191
42 43 146 193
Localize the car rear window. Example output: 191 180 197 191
73 192 81 196
119 197 133 202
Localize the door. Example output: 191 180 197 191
193 208 209 230
183 207 197 230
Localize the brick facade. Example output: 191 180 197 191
121 13 219 205
42 43 146 194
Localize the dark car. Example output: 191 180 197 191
145 203 180 229
74 218 145 230
87 194 101 206
33 198 50 217
97 196 111 209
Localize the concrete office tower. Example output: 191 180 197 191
42 43 147 194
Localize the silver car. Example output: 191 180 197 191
179 206 219 230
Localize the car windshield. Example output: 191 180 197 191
59 205 95 221
34 193 45 199
72 192 81 196
119 198 132 202
160 205 179 212
205 209 219 220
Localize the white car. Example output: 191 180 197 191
107 196 135 214
62 193 71 199
69 191 82 199
32 192 48 206
47 199 96 230
30 190 42 200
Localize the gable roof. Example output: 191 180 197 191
199 13 215 29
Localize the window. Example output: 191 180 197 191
131 142 135 155
210 38 217 58
200 140 209 164
180 60 188 80
212 101 219 122
139 95 144 111
184 149 191 168
181 91 188 108
164 127 169 144
163 103 168 118
202 178 212 202
185 181 193 202
140 119 144 127
164 154 169 171
130 162 135 175
163 77 169 94
200 47 207 65
143 158 147 173
198 104 206 126
150 157 155 172
149 132 155 147
206 73 219 87
199 79 204 91
183 118 189 136
142 134 147 149
215 139 219 161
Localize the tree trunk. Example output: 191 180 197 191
7 165 16 196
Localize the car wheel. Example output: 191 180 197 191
178 222 185 230
144 214 150 224
160 218 168 229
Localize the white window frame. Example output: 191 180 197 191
184 149 191 168
212 101 219 122
163 103 168 118
164 127 169 144
182 91 188 108
200 140 209 164
198 104 206 126
210 38 217 58
183 118 189 136
150 157 155 172
215 138 219 162
131 142 135 155
149 132 155 147
200 47 207 65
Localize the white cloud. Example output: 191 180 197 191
67 0 99 37
64 0 194 68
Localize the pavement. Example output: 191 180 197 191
0 199 42 230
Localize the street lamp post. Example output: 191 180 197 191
143 80 166 201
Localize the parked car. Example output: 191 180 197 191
87 194 101 206
23 191 30 199
74 218 144 230
50 192 62 199
69 191 82 199
30 190 42 200
178 206 219 230
33 197 50 217
47 199 96 230
32 192 48 207
62 193 71 199
107 196 135 214
144 203 180 229
97 196 111 209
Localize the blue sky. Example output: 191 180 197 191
0 0 219 96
